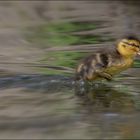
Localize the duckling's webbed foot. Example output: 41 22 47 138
96 71 113 81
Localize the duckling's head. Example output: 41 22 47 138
117 36 140 57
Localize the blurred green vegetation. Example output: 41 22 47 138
36 51 87 75
45 21 97 33
134 60 140 68
40 51 87 68
25 21 108 47
38 68 71 76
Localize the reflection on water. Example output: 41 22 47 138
75 82 135 112
0 0 140 139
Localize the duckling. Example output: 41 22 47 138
75 36 140 81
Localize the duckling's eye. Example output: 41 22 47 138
122 44 126 47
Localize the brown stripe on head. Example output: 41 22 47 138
121 35 140 48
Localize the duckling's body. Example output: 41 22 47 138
76 36 140 81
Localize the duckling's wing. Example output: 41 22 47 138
76 53 111 80
91 53 113 80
